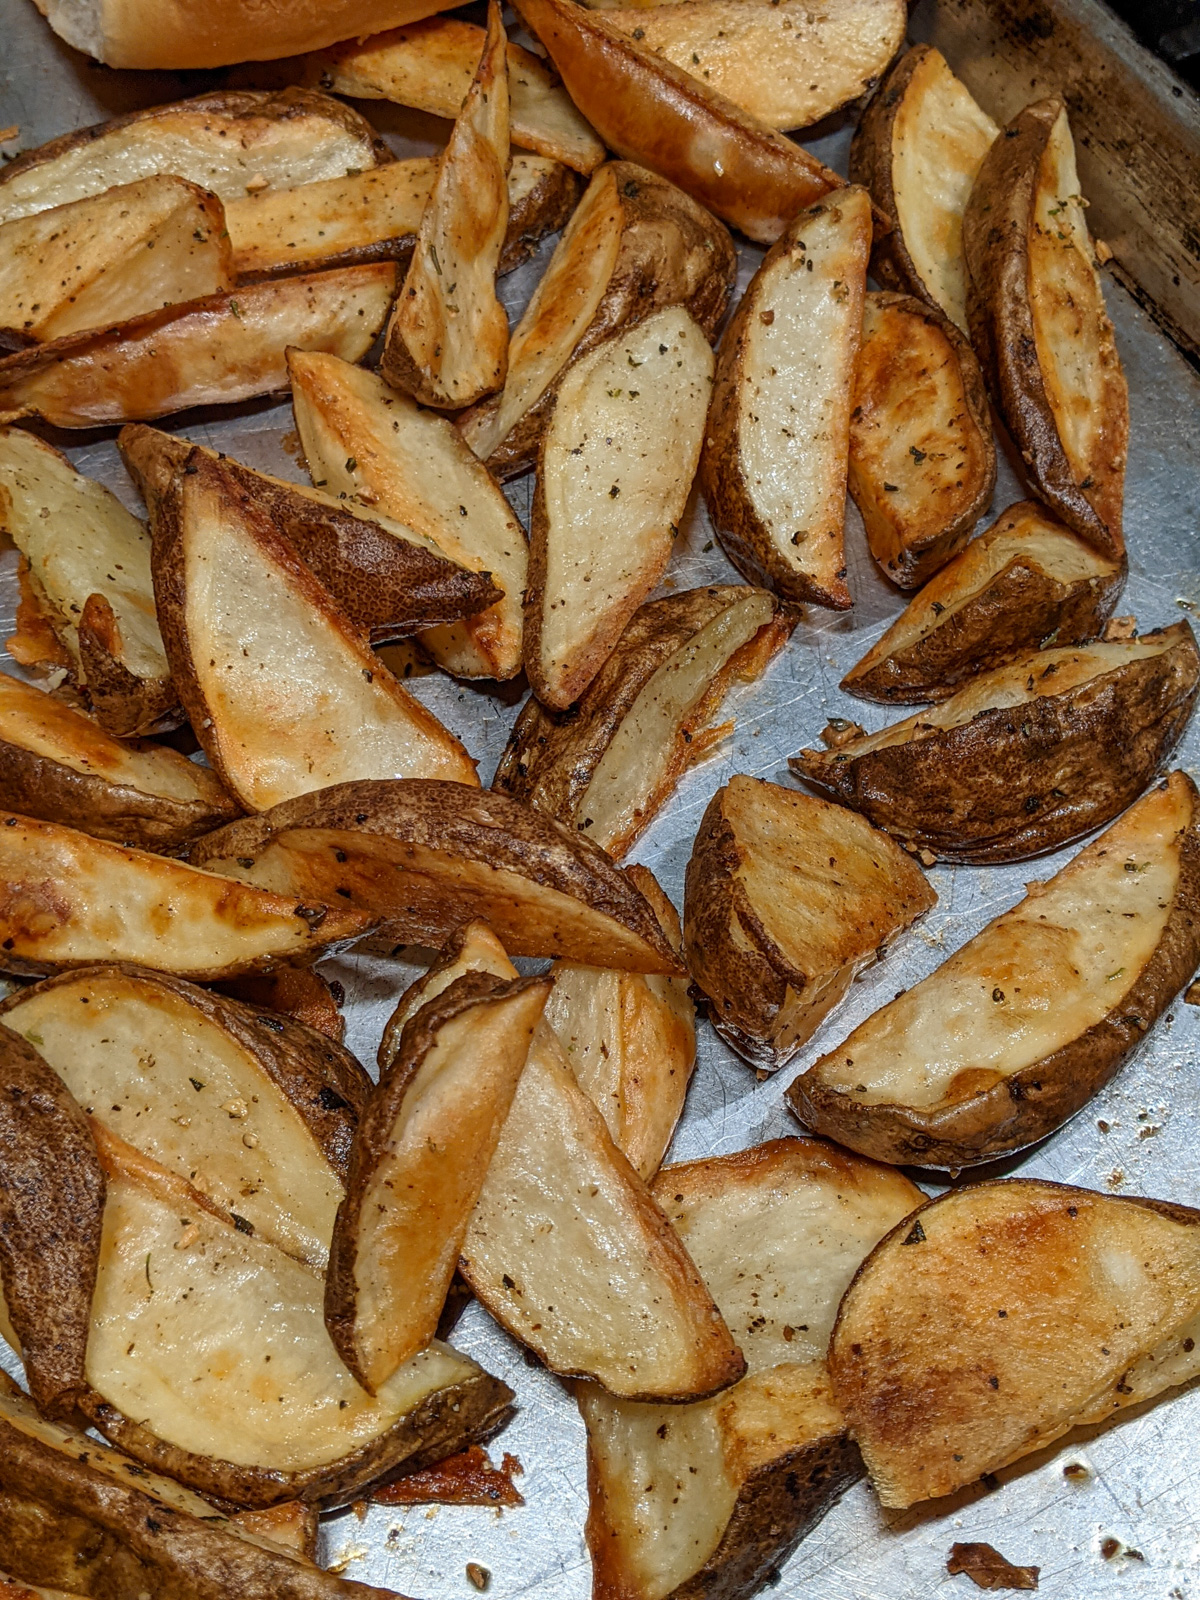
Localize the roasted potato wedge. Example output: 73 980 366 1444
495 586 792 858
841 499 1126 703
789 772 1200 1168
0 674 239 851
120 423 500 644
849 44 998 331
189 780 684 974
849 291 996 589
701 188 872 610
502 154 586 273
327 972 551 1392
0 89 388 224
684 776 935 1071
0 813 371 979
791 625 1200 862
513 0 842 243
381 3 511 410
600 0 905 133
461 161 736 478
0 1373 402 1598
578 1139 923 1600
303 16 605 174
230 1501 320 1561
526 305 714 709
218 964 346 1044
383 921 743 1399
0 427 176 736
152 451 478 810
0 176 232 343
964 98 1129 558
0 265 397 428
290 350 527 680
830 1179 1200 1507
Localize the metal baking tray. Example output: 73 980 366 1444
1 0 1198 1593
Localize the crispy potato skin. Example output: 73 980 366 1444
963 98 1128 559
793 627 1200 863
501 161 583 272
217 965 346 1044
76 592 181 737
0 1025 104 1418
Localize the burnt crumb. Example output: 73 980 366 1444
946 1542 1039 1590
902 1220 926 1245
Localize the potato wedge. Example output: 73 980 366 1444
600 0 905 133
380 3 510 411
230 1501 319 1561
830 1178 1200 1507
120 423 500 644
789 772 1200 1168
701 188 871 610
964 99 1128 558
848 291 996 589
289 350 526 680
382 922 744 1399
0 813 371 979
0 90 387 225
0 427 175 736
527 305 714 709
684 776 935 1071
502 154 585 273
152 452 478 809
218 964 346 1044
0 176 232 343
495 586 793 858
460 161 736 478
514 0 842 243
327 972 551 1392
849 44 998 332
0 1373 403 1598
305 16 605 175
0 265 397 429
578 1139 923 1600
841 500 1126 704
0 1026 104 1418
189 780 684 974
0 674 239 851
791 625 1200 863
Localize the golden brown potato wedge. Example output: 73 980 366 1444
152 451 478 809
304 16 605 175
514 0 842 242
848 290 996 589
0 1025 104 1418
289 350 527 680
217 964 346 1044
120 423 500 644
789 772 1200 1168
190 780 684 974
830 1178 1200 1507
0 90 388 225
849 44 998 331
0 176 232 343
600 0 905 133
964 99 1128 559
502 154 586 273
0 427 175 736
684 776 935 1071
0 674 239 851
383 921 743 1399
381 3 510 411
0 813 371 979
230 1501 320 1562
0 1373 403 1598
327 972 551 1392
701 188 872 610
578 1139 923 1600
527 305 714 710
495 586 793 858
841 499 1126 703
461 161 736 479
792 625 1200 862
0 265 397 429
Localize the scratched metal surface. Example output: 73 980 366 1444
2 0 1200 1594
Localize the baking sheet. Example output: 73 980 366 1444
1 1 1199 1594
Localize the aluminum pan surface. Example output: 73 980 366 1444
0 3 1198 1595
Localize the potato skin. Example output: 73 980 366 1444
500 161 584 275
77 591 181 737
793 627 1200 863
